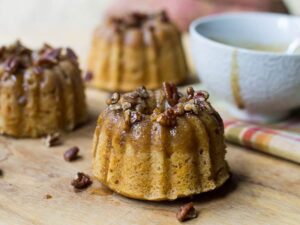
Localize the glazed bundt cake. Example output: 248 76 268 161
92 82 229 201
87 11 189 92
0 41 87 138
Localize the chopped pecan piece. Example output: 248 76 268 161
37 48 61 66
124 110 142 128
198 101 213 113
135 102 147 113
173 103 185 116
44 194 52 199
157 108 176 126
4 56 21 73
71 172 92 190
18 96 27 106
0 46 6 57
162 82 180 106
66 48 78 64
176 202 198 222
130 111 142 124
124 109 131 129
194 91 209 101
106 92 120 105
110 17 123 25
123 91 139 104
64 146 80 162
136 86 149 99
160 10 169 22
84 71 93 82
126 12 148 27
41 43 53 51
33 66 44 75
0 169 3 177
108 103 122 111
44 132 61 147
187 87 195 99
121 102 132 111
184 102 199 115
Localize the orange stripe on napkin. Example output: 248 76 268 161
224 118 300 164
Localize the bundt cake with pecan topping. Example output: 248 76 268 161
92 82 229 201
87 11 189 92
0 41 87 137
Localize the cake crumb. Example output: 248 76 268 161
44 194 52 199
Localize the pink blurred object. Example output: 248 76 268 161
106 0 288 31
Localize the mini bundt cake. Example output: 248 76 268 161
92 82 229 201
0 41 87 138
87 11 189 92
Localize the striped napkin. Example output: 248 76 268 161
224 115 300 164
186 84 300 164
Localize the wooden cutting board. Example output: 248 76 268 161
0 88 299 225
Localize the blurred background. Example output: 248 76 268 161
0 0 299 66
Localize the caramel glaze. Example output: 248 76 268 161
92 83 230 201
87 12 189 92
0 41 87 137
231 50 245 109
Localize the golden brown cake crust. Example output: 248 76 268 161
92 83 230 201
0 41 87 138
87 12 189 92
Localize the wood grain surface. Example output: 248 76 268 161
0 88 299 225
0 1 299 223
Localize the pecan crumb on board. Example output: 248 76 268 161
176 202 198 222
44 133 61 147
64 146 80 162
71 172 92 190
44 194 52 199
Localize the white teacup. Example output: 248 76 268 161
190 12 300 122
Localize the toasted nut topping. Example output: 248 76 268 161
33 66 44 75
122 102 132 111
162 82 180 106
130 111 142 124
44 132 61 147
64 146 80 162
187 87 195 99
136 86 149 99
135 103 146 113
104 84 216 126
160 10 169 22
184 102 199 115
37 48 61 66
176 202 198 222
84 71 93 82
106 92 120 105
44 194 52 199
66 48 78 64
4 56 21 73
173 103 185 116
71 172 92 190
124 110 131 129
124 110 143 128
194 91 209 101
108 103 122 111
157 108 176 126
